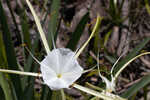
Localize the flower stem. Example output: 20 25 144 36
0 68 126 100
61 89 66 100
73 84 126 100
0 68 42 77
114 52 150 80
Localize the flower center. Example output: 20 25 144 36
57 74 62 78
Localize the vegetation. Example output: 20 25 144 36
0 0 150 100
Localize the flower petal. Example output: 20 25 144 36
40 49 60 73
46 78 68 90
40 48 83 90
40 65 57 83
62 67 83 86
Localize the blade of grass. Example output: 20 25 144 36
0 86 5 100
5 0 22 45
114 52 150 79
66 12 89 50
20 11 31 49
22 38 42 100
47 0 60 48
0 73 14 100
40 86 52 100
0 32 14 100
23 60 40 100
104 30 112 47
0 1 23 99
121 73 150 98
113 37 150 74
51 91 62 100
145 0 150 15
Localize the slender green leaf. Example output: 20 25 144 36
0 32 14 100
75 15 102 59
145 0 150 15
20 11 31 49
48 0 60 48
5 0 22 45
67 12 89 50
104 52 117 64
104 30 112 47
0 86 5 100
0 73 13 100
51 91 62 100
113 37 150 74
23 44 41 100
121 74 150 98
0 1 23 99
40 86 52 100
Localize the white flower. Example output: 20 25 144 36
97 54 123 92
40 48 83 90
98 73 116 92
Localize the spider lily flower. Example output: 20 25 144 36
97 60 116 92
40 48 83 90
97 53 123 92
98 73 116 92
26 0 101 90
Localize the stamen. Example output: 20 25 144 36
57 74 62 78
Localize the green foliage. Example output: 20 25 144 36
113 38 150 75
67 12 89 50
0 1 23 99
47 0 60 49
121 73 150 98
0 0 150 100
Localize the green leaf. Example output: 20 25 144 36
22 35 40 99
40 85 52 100
20 11 31 49
104 30 112 47
0 73 14 100
145 0 150 15
5 0 22 45
75 15 102 59
113 37 150 75
121 74 150 98
48 0 60 49
67 12 89 50
0 32 14 100
51 91 62 100
0 1 23 99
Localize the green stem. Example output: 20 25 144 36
73 84 126 100
60 89 66 100
0 68 41 77
114 52 150 80
0 68 126 100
